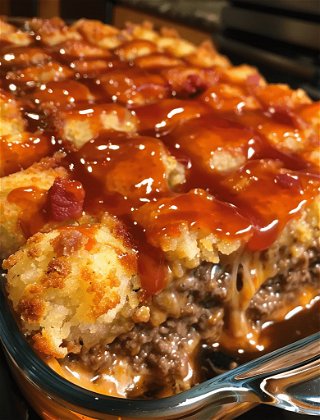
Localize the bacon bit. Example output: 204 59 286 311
182 74 208 95
47 178 85 221
274 173 302 192
164 68 217 97
246 73 262 87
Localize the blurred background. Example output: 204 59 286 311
1 0 319 98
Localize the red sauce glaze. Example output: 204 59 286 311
0 40 13 53
7 186 48 238
1 29 319 297
71 58 128 79
2 62 74 96
137 245 169 296
219 160 320 250
97 67 169 106
66 131 172 213
28 80 94 110
200 83 260 113
134 98 212 136
0 133 55 176
0 46 51 70
161 114 264 177
64 131 175 295
210 108 317 170
134 189 253 245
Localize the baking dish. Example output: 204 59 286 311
1 278 319 420
1 14 319 420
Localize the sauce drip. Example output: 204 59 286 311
7 186 48 238
0 133 54 176
133 221 169 297
134 189 253 245
1 25 319 299
64 132 173 295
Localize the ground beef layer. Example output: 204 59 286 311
74 246 320 397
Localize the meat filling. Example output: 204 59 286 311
77 263 228 396
71 246 319 397
248 246 320 324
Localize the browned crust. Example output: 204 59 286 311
17 295 45 322
51 229 86 257
41 258 71 289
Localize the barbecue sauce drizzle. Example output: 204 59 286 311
2 28 319 368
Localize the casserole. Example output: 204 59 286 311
0 16 319 419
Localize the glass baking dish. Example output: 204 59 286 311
0 280 319 420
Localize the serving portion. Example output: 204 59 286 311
1 16 319 399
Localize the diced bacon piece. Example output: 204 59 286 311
47 178 85 221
